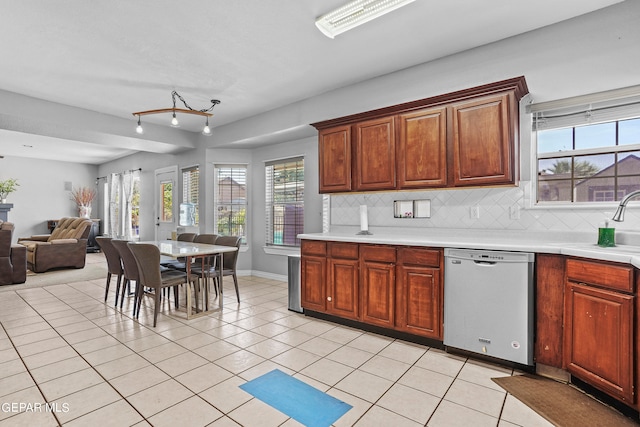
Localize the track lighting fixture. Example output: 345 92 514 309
132 91 220 136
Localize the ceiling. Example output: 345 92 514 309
0 0 624 164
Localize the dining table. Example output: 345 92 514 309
135 240 238 319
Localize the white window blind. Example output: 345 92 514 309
265 157 304 247
214 165 247 244
181 166 199 225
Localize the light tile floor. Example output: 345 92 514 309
0 254 555 426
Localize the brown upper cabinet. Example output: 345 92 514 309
397 107 447 188
354 117 396 191
451 93 514 186
318 125 352 193
312 76 528 193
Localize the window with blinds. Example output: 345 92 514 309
265 157 304 247
214 165 247 244
181 166 199 225
532 89 640 204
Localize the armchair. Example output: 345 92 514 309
18 217 92 273
0 221 26 285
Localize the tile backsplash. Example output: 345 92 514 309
328 184 640 233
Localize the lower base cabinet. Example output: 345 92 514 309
360 245 397 328
301 240 443 341
300 241 327 312
564 281 634 403
537 255 638 410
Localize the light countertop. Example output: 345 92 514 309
298 227 640 268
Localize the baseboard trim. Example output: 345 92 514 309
237 270 287 282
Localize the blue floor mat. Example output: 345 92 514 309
239 369 352 427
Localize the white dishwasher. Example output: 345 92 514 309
443 248 535 366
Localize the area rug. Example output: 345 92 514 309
0 264 107 292
492 374 638 427
239 369 352 427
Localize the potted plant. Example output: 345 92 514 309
0 178 19 203
70 186 97 218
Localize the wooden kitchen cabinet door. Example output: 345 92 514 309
354 116 396 191
450 93 515 187
360 260 395 328
301 255 326 312
319 125 352 193
564 282 634 403
327 258 359 320
396 264 442 339
397 107 447 188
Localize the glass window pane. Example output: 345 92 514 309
537 128 573 154
575 177 615 202
575 122 616 150
620 118 640 146
574 153 615 178
617 151 640 176
161 181 172 222
538 157 572 177
538 178 571 202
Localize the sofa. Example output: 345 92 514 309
18 217 92 273
0 221 27 285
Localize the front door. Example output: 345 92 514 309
155 167 177 241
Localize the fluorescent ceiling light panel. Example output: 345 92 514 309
315 0 416 39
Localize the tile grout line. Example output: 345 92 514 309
5 284 150 426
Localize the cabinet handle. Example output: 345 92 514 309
327 296 332 302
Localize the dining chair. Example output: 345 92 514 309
188 234 219 301
111 239 141 311
95 237 124 306
127 243 188 327
210 236 242 303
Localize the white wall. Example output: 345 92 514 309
249 137 321 277
0 156 98 242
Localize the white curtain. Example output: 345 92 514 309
106 170 140 239
122 171 134 240
108 173 120 238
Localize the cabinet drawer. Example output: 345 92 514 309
360 245 396 263
330 242 359 259
301 240 326 257
397 247 441 268
566 258 634 293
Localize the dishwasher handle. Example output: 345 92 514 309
474 260 497 266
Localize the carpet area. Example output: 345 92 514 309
0 263 107 292
240 369 352 427
492 374 639 427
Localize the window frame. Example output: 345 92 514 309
265 156 304 249
531 92 640 207
213 164 248 245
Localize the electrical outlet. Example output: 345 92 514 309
470 205 480 219
509 205 520 220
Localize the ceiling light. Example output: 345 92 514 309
315 0 416 38
136 116 144 134
132 90 220 135
170 111 180 128
202 117 211 136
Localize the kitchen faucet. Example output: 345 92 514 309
612 189 640 222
